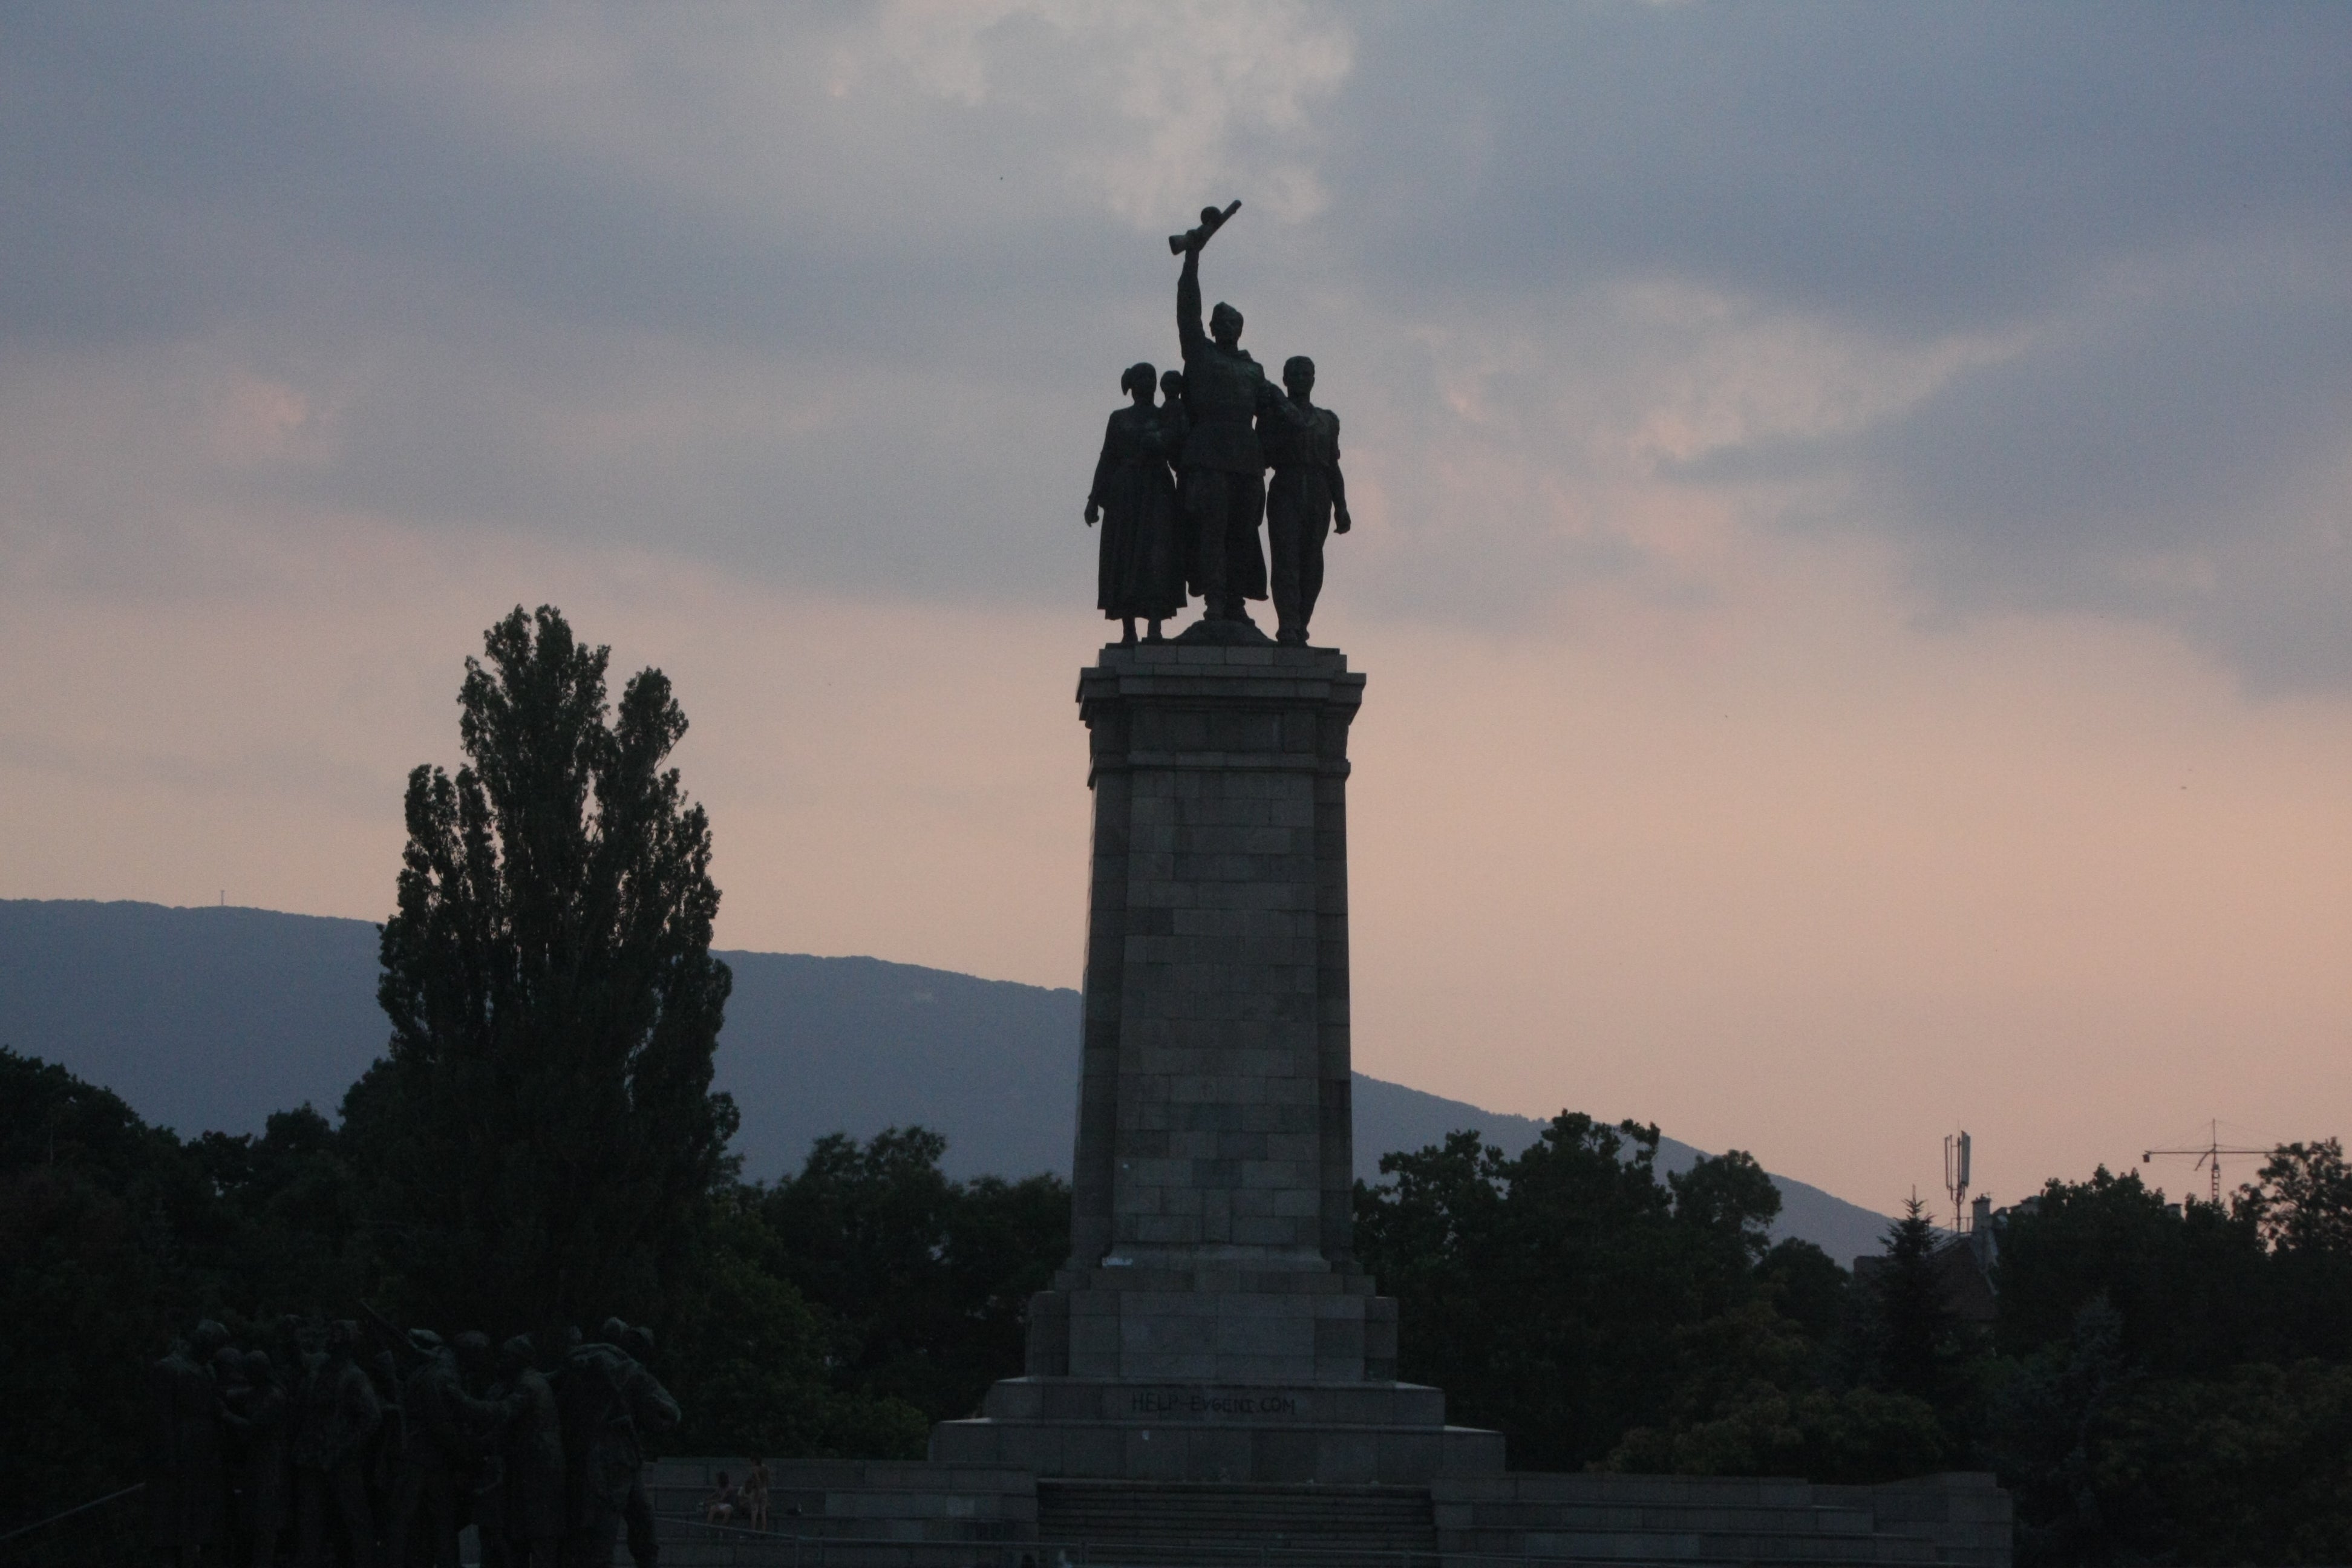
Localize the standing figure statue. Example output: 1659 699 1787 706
211 1345 253 1562
1172 204 1300 633
1158 369 1191 586
614 1325 668 1568
364 1347 405 1548
1261 354 1350 645
148 1321 230 1568
225 1350 292 1568
393 1330 504 1568
557 1322 678 1568
1085 362 1187 644
291 1321 383 1568
1158 368 1189 443
491 1335 567 1568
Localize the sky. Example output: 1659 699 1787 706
5 2 2351 1215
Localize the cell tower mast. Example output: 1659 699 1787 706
1943 1131 1971 1233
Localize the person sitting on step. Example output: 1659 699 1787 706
742 1456 769 1532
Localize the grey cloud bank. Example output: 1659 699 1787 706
1339 7 2347 326
3 3 2348 681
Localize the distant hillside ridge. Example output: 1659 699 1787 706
0 898 1892 1263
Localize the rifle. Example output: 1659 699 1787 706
357 1301 428 1378
1168 200 1242 255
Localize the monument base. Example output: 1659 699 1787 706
1171 612 1276 645
930 1377 1504 1484
645 1457 2012 1566
1024 1259 1399 1385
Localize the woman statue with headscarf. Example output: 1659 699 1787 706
1085 361 1187 644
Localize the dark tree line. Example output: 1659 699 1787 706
1352 1117 1949 1483
1354 1117 2352 1565
1979 1158 2352 1565
0 1053 1066 1537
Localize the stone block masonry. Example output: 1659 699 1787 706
1067 642 1363 1287
1429 1470 2014 1567
933 642 1503 1482
639 1460 2011 1567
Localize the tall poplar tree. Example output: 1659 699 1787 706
348 606 737 1330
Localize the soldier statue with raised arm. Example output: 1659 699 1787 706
1170 203 1301 637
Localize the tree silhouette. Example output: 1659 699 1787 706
2246 1139 2352 1256
348 605 737 1330
1869 1195 1950 1402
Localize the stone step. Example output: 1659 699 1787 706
932 1414 1506 1485
634 1458 1038 1553
1425 1471 2010 1568
644 1495 1020 1540
979 1377 1445 1428
610 1546 1036 1568
1437 1501 1879 1534
610 1521 1032 1568
620 1463 2002 1568
1437 1529 1945 1566
1036 1480 1437 1563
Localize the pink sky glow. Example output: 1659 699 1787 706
5 5 2350 1214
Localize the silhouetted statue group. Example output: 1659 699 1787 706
147 1313 679 1568
1087 202 1350 647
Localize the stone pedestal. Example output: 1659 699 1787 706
931 643 1501 1484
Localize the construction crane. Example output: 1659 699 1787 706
2143 1120 2270 1205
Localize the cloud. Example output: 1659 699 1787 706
1334 5 2352 328
1662 230 2352 687
1315 4 2352 679
3 2 2349 684
0 4 1361 607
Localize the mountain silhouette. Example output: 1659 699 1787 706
0 899 1891 1262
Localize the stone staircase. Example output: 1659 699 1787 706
631 1459 1036 1566
1037 1480 1439 1566
1428 1472 2010 1568
611 1462 2007 1568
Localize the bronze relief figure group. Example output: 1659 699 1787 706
144 1312 678 1568
1086 202 1350 647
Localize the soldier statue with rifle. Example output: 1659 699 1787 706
1168 201 1314 637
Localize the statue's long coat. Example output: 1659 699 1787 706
148 1348 224 1549
497 1367 567 1544
1089 403 1187 621
555 1344 679 1528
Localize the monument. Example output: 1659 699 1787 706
917 203 2009 1563
930 638 1499 1483
76 206 2010 1566
933 202 1494 1485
